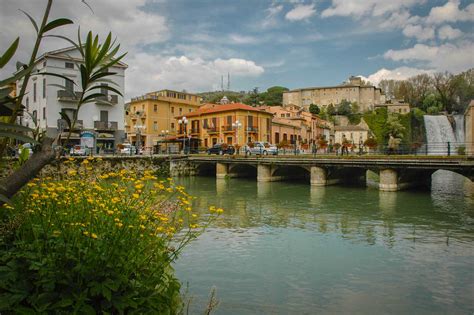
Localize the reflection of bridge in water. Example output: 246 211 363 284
177 156 474 192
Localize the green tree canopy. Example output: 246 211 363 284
309 103 320 114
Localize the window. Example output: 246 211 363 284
171 123 175 130
171 107 175 114
26 97 29 111
247 115 253 127
227 115 232 126
65 78 73 93
275 132 280 144
42 78 46 98
42 107 46 119
179 108 182 115
227 137 232 144
280 114 284 117
189 109 192 113
100 84 109 96
286 113 290 117
61 108 76 121
43 61 47 67
203 119 208 129
153 121 158 131
33 82 37 102
204 139 208 147
212 138 217 145
100 110 108 122
154 104 157 112
65 62 74 69
32 110 37 121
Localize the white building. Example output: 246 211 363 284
16 46 127 152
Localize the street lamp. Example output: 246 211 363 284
135 123 144 155
178 116 188 154
232 119 242 154
161 129 169 154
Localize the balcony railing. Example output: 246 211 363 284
57 90 83 102
247 126 258 132
222 125 233 132
191 128 200 134
57 119 83 130
207 127 219 133
96 94 118 104
94 121 118 131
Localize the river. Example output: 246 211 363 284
174 170 474 314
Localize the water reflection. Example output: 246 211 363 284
175 176 474 314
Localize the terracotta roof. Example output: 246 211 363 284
180 103 271 118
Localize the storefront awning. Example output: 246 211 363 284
97 133 115 139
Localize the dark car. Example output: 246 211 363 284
207 144 235 155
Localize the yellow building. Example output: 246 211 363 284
125 89 202 150
176 103 273 149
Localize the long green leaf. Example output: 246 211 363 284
19 9 38 33
0 38 20 68
0 131 38 144
94 32 112 68
44 35 81 52
42 18 73 33
35 72 76 86
80 64 88 90
0 122 35 132
88 85 122 96
59 112 72 129
89 71 117 83
81 93 106 103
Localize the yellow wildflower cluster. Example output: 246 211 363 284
7 159 223 252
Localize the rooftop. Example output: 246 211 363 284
179 103 272 118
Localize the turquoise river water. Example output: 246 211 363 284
174 171 474 314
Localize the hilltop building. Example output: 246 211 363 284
283 76 385 112
125 90 202 150
374 99 411 114
16 46 127 152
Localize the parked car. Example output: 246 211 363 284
119 143 137 155
245 142 278 155
18 143 34 156
70 145 91 156
207 144 235 155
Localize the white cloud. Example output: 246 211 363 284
361 67 434 85
228 34 259 44
262 3 284 28
402 24 435 41
426 0 474 25
383 42 474 73
378 10 421 29
126 53 264 97
285 4 316 21
321 0 421 19
437 25 463 40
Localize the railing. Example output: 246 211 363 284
222 125 233 131
57 119 83 130
247 126 258 132
207 127 219 133
94 121 118 131
191 128 200 134
57 90 83 101
96 95 118 104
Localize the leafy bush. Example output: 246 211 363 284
457 145 466 155
0 158 221 313
364 137 378 149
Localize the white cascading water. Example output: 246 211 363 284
423 115 457 155
453 114 465 144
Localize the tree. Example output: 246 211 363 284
433 72 459 113
326 104 336 115
384 115 406 139
309 103 320 114
422 93 443 113
336 100 352 115
262 86 289 105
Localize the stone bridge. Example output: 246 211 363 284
180 156 474 192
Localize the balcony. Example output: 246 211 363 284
247 126 258 133
96 94 118 105
57 90 83 102
191 128 200 134
94 121 118 131
57 119 83 130
207 127 219 134
222 125 234 132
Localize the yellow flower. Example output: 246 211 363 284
132 193 139 199
82 159 89 164
91 233 98 239
68 170 77 176
216 208 224 214
116 222 123 228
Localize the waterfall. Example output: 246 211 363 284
453 115 465 143
423 115 457 155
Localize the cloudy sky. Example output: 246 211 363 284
1 0 473 100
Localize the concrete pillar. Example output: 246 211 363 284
216 162 228 179
310 166 327 186
379 169 399 192
257 164 272 182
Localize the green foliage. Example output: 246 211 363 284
309 104 320 114
0 166 219 313
336 100 352 115
385 115 406 139
412 108 426 121
363 108 387 144
261 86 289 105
326 104 336 115
457 145 466 155
422 93 443 112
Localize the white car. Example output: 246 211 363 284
119 144 137 155
245 142 278 155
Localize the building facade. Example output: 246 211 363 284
125 90 202 150
333 119 372 152
374 99 411 114
176 103 273 149
16 46 127 151
283 76 385 112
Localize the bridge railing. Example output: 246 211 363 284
275 141 473 157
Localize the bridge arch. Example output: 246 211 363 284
228 163 257 178
271 165 311 182
196 162 216 176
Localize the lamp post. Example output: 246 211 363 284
232 119 242 154
161 129 169 154
178 116 188 154
135 123 144 155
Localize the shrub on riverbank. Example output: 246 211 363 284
0 157 221 313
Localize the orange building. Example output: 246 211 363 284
175 103 273 149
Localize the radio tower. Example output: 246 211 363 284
227 72 230 91
221 75 224 91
